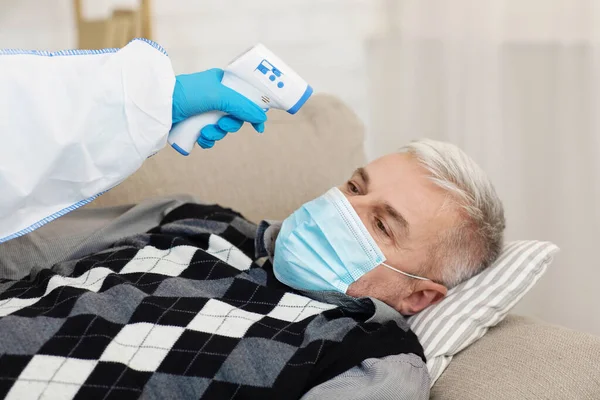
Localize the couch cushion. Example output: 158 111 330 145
431 314 600 400
89 94 366 222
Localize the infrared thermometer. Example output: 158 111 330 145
168 43 313 155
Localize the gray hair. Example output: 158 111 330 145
399 139 506 288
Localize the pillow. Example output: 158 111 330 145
408 240 559 386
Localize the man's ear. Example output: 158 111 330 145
399 281 447 315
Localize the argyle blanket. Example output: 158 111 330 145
0 204 424 399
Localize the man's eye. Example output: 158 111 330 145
347 181 360 194
376 218 390 237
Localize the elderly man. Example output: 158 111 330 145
0 41 504 399
0 141 504 400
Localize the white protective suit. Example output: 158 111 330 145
0 39 175 243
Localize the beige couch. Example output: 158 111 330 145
90 94 600 399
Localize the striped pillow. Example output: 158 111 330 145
408 240 559 386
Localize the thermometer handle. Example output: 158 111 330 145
168 111 225 155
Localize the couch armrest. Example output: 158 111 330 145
431 314 600 399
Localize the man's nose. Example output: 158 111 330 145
345 193 371 214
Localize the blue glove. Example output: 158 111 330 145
171 68 267 149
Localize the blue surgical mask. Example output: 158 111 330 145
273 187 431 293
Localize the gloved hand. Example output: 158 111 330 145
171 68 267 149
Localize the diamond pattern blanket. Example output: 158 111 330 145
0 204 424 399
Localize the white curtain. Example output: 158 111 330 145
367 0 600 335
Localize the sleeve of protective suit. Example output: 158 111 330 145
0 39 175 243
300 354 431 400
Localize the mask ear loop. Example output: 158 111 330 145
381 262 431 281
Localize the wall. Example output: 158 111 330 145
0 0 75 50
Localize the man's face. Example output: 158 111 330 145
341 153 452 315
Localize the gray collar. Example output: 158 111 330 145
254 220 281 260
